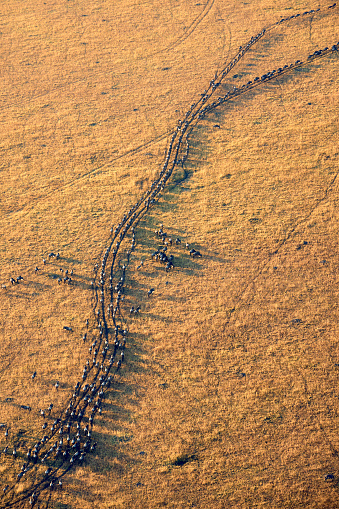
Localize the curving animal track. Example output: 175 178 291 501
1 4 338 508
1 127 174 220
0 0 214 113
155 0 215 55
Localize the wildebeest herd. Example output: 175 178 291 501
0 4 338 507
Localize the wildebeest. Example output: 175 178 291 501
190 249 202 258
166 261 174 272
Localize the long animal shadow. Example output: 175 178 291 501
50 176 209 508
2 7 338 506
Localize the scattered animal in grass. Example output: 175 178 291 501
4 22 335 507
190 249 202 258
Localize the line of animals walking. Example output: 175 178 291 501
1 4 338 507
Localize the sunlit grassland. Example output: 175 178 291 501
0 0 339 507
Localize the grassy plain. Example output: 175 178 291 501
0 0 339 507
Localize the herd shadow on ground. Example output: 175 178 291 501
0 335 148 508
5 29 339 508
47 182 212 506
53 28 339 508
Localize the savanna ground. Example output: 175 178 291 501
0 0 339 507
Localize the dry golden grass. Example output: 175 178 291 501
1 0 339 508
